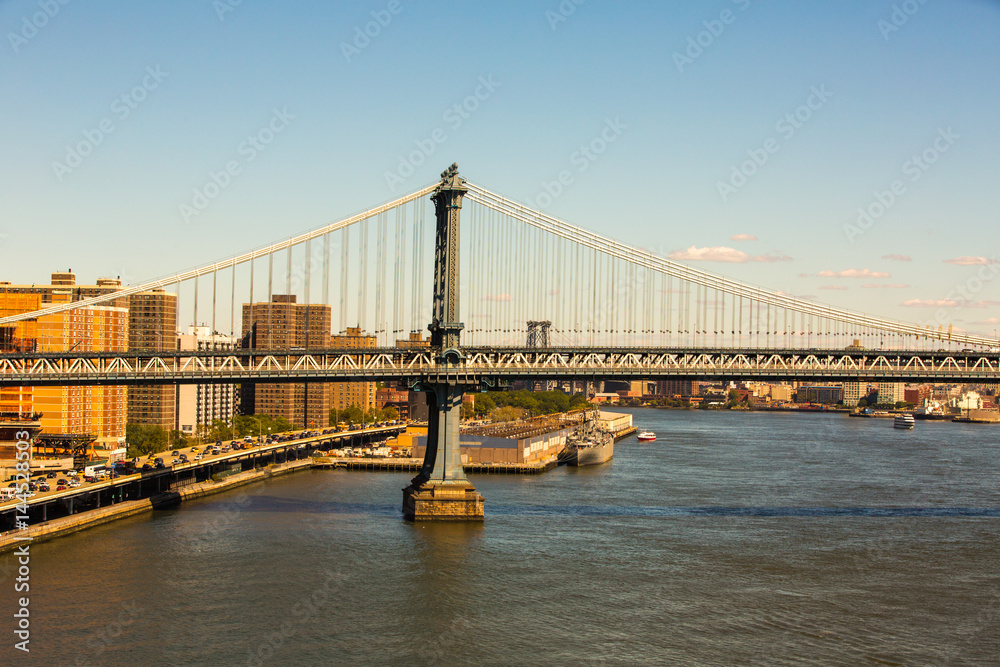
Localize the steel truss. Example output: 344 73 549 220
0 346 996 385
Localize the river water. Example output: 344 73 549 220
3 408 998 666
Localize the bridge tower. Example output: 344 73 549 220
402 164 485 521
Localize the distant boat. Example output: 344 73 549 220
637 431 656 442
893 414 915 430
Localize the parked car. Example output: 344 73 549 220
141 464 152 471
56 485 67 491
38 483 50 492
46 472 57 479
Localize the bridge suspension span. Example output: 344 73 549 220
0 167 995 369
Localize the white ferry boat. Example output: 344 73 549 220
637 431 656 442
893 414 915 430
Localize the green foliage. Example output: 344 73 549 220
341 405 365 424
479 390 590 418
474 394 496 417
125 424 169 458
489 405 527 422
726 389 741 408
329 404 399 426
198 414 294 444
125 425 187 457
460 401 475 419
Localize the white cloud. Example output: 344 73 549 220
729 233 758 242
816 268 890 279
943 256 998 266
901 298 959 307
668 246 791 263
753 253 793 263
668 246 750 262
972 317 1000 325
861 283 910 289
819 285 849 290
902 299 997 308
881 254 911 262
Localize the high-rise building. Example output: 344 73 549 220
241 295 331 428
0 272 179 436
0 284 128 450
655 380 700 397
175 325 238 437
877 382 904 405
127 289 177 430
330 327 377 413
842 381 866 407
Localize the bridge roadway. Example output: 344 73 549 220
0 424 404 524
0 346 998 386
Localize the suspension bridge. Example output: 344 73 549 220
2 164 997 519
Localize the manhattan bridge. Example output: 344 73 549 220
1 164 996 518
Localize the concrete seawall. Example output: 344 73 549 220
0 458 312 555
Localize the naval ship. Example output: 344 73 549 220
558 410 614 466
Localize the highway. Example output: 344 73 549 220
1 423 406 513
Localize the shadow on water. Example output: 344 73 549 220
177 494 400 516
487 503 1000 518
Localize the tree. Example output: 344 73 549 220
460 402 475 420
476 390 589 417
726 389 741 408
342 405 365 424
126 424 169 458
378 406 399 421
489 406 527 422
474 394 496 417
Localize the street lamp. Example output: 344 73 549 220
249 416 262 442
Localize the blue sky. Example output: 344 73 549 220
2 0 998 334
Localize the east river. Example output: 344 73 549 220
2 409 998 666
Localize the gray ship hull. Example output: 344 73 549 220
572 438 613 466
